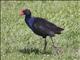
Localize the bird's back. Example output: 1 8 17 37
30 17 64 37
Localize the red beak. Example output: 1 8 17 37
19 9 24 16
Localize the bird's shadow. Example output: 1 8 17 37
19 47 52 54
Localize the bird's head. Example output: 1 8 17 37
19 9 31 17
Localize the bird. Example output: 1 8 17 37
19 9 64 52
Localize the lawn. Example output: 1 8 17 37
1 1 80 60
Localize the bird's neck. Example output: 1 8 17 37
25 15 31 19
25 15 31 22
25 15 32 26
25 15 34 30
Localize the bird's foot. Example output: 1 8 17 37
42 49 47 54
52 44 63 55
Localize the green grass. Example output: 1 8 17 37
1 1 80 60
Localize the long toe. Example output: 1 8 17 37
52 44 64 55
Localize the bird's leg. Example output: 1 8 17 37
43 38 47 52
50 37 55 47
50 37 63 54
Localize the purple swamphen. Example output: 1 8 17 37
19 9 64 52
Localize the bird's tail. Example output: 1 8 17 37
56 27 64 34
58 27 64 31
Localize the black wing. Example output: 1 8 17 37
33 17 64 36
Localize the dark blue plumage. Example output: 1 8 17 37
20 9 64 52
